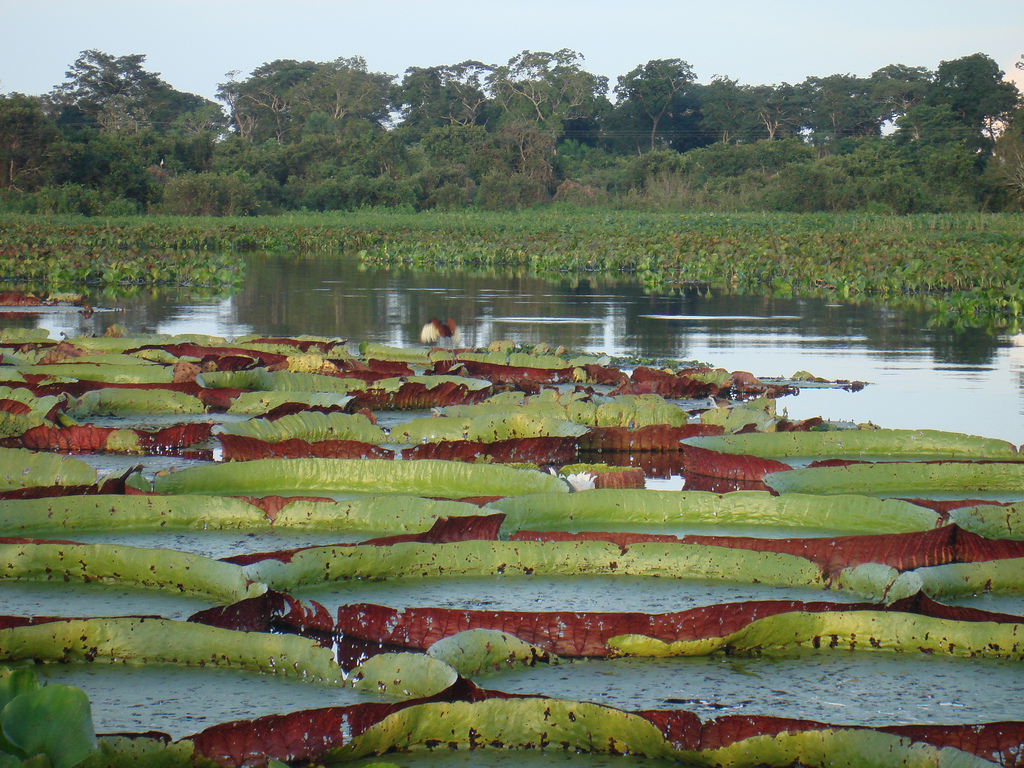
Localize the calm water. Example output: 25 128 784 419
7 252 1024 445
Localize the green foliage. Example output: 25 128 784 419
0 666 97 768
5 209 1024 329
3 48 1020 214
159 171 258 216
0 94 59 192
475 171 548 209
0 219 248 290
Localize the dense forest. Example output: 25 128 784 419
1 48 1023 215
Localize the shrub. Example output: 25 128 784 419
475 172 548 210
160 172 258 216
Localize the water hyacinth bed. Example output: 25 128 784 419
0 327 1023 768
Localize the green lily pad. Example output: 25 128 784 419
491 489 942 535
349 653 458 699
427 629 559 676
686 429 1021 460
0 447 96 491
765 461 1024 495
151 458 569 498
0 619 342 683
217 411 387 444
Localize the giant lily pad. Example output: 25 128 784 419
396 411 587 444
0 447 96 491
491 489 942 535
608 608 1024 659
427 629 560 677
17 363 174 385
0 539 258 602
687 428 1022 460
216 411 387 444
67 387 207 417
0 494 269 533
0 619 342 682
349 652 459 699
765 461 1024 496
240 539 824 593
225 390 353 415
151 458 569 498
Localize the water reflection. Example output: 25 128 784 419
3 253 1022 444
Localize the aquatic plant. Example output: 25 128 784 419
0 329 1021 767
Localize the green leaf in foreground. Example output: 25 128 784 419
84 735 195 768
1 682 97 768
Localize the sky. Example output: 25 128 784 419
2 0 1023 102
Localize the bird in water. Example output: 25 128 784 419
420 317 461 345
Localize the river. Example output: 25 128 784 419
8 252 1022 446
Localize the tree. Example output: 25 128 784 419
749 83 805 140
47 50 213 133
0 94 58 190
893 103 965 146
487 49 608 139
869 64 932 126
218 58 392 143
697 76 761 143
800 74 886 149
928 53 1020 150
395 61 492 140
217 60 319 142
989 108 1024 207
613 59 697 151
291 57 394 128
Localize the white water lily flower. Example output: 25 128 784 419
564 471 597 492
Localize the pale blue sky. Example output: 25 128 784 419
2 0 1022 102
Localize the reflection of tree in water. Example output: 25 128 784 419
0 248 1000 383
29 251 1001 372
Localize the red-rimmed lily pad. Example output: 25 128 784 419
171 679 1024 766
4 422 213 454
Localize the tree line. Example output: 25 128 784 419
1 48 1022 215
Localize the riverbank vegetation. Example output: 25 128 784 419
2 211 1024 332
1 49 1023 215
